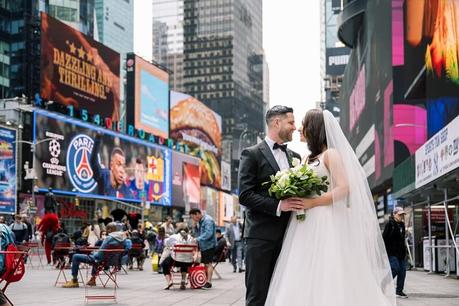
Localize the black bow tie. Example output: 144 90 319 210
273 143 287 152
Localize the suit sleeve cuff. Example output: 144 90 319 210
276 200 282 217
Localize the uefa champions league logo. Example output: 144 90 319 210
66 134 97 193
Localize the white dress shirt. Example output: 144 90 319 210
265 136 290 216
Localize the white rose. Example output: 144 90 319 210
291 157 301 167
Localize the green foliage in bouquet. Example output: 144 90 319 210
264 160 329 200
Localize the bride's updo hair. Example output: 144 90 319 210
302 109 327 161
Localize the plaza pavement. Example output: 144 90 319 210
5 258 459 305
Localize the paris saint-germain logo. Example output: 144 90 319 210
66 134 97 193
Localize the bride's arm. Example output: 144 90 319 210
302 149 349 209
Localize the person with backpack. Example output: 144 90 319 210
9 215 28 245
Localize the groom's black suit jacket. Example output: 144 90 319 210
238 140 301 242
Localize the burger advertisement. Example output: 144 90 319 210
40 12 121 121
33 109 171 205
170 91 222 189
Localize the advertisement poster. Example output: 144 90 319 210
126 54 169 138
0 127 16 214
221 161 231 192
219 191 233 226
40 12 120 120
200 186 219 221
415 115 459 188
171 151 200 209
33 109 171 205
170 91 222 189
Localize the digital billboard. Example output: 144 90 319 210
170 91 222 189
0 127 16 214
126 54 169 139
33 109 171 205
40 12 120 121
171 151 200 208
404 0 459 138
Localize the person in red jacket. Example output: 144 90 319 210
38 212 59 264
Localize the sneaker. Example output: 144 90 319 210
238 268 245 273
180 281 186 290
86 277 97 287
396 292 408 298
202 282 212 290
62 280 79 288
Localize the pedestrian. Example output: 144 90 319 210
225 216 245 273
162 216 175 237
21 214 33 241
10 214 28 245
213 229 227 262
190 208 216 289
383 207 408 299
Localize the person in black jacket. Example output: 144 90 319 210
383 207 408 299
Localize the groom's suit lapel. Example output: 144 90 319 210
286 149 293 167
259 141 280 173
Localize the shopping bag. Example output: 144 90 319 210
188 264 207 289
151 253 159 272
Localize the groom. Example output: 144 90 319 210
238 105 304 306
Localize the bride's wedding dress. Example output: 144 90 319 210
265 111 396 306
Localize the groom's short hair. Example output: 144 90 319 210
265 105 293 125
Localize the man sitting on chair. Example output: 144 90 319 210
63 222 130 288
160 227 197 290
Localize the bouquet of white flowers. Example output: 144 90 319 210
264 158 329 221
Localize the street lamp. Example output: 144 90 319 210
15 138 55 209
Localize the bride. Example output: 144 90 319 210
265 109 396 306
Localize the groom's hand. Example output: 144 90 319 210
279 198 304 212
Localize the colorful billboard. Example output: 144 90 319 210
200 186 219 222
40 12 120 121
0 127 16 214
33 109 171 205
171 151 200 208
325 47 350 76
170 91 222 189
126 54 169 139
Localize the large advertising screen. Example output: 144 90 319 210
0 127 16 214
40 12 120 121
172 151 200 208
126 54 169 138
404 0 459 138
33 110 171 205
170 91 222 189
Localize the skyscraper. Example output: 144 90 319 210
94 0 133 55
0 0 96 99
94 0 134 123
320 0 349 118
182 0 264 189
152 0 185 92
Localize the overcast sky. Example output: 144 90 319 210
133 1 321 155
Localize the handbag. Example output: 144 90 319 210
188 264 207 289
151 253 159 272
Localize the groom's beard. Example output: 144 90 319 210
278 129 293 143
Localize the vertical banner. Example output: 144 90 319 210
0 127 16 214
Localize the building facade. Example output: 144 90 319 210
338 0 459 272
182 0 264 189
320 0 349 118
152 0 185 92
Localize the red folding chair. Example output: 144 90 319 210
170 244 198 287
212 246 228 280
53 242 72 286
0 245 27 306
23 242 44 269
84 246 125 303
